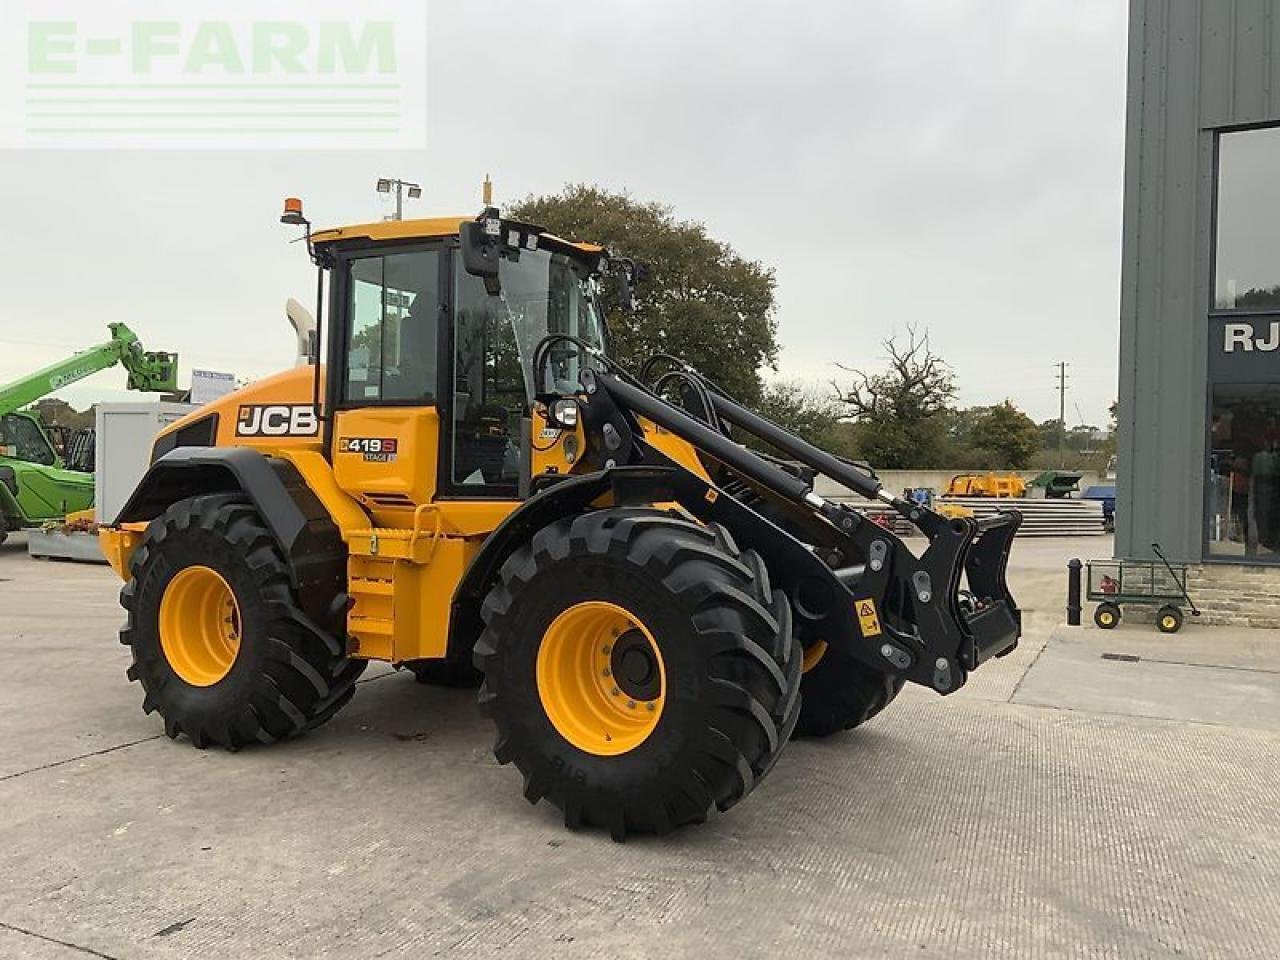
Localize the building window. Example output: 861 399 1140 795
1214 126 1280 310
1208 383 1280 558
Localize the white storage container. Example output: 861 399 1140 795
95 402 195 523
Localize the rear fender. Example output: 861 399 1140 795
111 446 346 626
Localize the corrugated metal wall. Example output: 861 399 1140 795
1116 0 1280 561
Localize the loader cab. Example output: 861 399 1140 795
314 215 607 517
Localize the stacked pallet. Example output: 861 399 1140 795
941 497 1106 536
839 497 1106 537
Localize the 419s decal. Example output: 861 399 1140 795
338 437 398 462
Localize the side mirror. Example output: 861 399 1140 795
608 256 649 313
461 220 501 294
618 268 635 313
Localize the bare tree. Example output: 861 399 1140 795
834 325 956 421
830 325 956 468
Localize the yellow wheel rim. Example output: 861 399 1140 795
1100 612 1115 626
802 640 828 673
159 565 242 687
1161 615 1176 630
536 601 665 756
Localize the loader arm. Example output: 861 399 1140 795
544 362 1022 696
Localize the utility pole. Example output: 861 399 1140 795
375 177 422 221
1054 361 1070 466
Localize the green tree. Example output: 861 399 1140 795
1037 417 1103 455
835 326 956 468
509 184 777 403
752 381 857 458
966 401 1041 468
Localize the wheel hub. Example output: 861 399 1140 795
611 629 660 700
536 601 666 756
158 565 242 687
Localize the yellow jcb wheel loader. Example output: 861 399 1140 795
100 201 1022 840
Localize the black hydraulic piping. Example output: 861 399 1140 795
705 392 890 503
597 374 817 506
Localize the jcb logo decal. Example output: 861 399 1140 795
236 405 319 437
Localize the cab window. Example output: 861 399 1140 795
0 414 56 466
343 250 440 403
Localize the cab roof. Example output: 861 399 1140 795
310 215 604 256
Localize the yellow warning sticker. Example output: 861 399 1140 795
855 598 882 637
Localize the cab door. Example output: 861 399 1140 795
439 251 528 504
330 245 447 526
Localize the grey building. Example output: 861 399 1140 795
1117 0 1280 607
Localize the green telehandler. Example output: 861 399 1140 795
0 323 178 544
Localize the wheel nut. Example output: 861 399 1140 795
602 668 611 677
611 687 620 696
646 703 656 712
626 700 636 709
602 645 612 655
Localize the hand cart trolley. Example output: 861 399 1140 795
1086 544 1201 633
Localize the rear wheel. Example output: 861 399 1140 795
120 494 363 748
1094 602 1121 629
791 640 904 738
1156 605 1183 633
474 508 802 840
408 658 483 688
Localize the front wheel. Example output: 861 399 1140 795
120 494 363 748
474 508 802 840
1094 602 1121 629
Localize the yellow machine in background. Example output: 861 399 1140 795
944 472 1027 499
99 199 1023 839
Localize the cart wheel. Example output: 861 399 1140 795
1156 605 1183 634
1094 602 1121 630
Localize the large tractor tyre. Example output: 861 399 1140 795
120 494 364 749
791 640 905 738
474 508 802 840
408 659 483 688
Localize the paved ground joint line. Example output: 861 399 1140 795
1005 629 1051 703
0 921 120 960
0 735 162 783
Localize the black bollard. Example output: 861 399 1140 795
1066 558 1082 625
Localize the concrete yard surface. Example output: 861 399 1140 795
1 534 1278 959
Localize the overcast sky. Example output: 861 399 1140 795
0 0 1128 427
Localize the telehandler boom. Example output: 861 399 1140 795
0 323 177 540
99 202 1020 839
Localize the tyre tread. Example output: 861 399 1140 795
119 494 358 749
475 508 802 839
